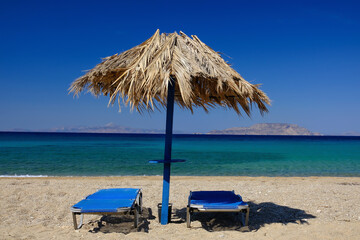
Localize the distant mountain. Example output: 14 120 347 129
5 123 192 134
47 123 165 134
6 128 31 132
340 131 360 136
208 123 322 136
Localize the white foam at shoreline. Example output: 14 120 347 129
0 174 48 178
0 174 161 178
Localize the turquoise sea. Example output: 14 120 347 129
0 132 359 177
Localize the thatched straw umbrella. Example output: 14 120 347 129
69 29 270 225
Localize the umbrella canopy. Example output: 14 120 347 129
69 30 270 225
69 29 269 115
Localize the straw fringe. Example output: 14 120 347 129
69 30 270 115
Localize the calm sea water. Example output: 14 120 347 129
0 132 359 177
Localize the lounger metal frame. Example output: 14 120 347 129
71 190 142 229
186 190 249 228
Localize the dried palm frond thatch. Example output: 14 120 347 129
69 29 270 115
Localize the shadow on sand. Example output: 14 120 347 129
173 201 316 232
86 202 315 234
88 207 155 234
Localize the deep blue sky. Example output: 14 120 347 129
0 0 359 134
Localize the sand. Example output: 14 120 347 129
1 176 359 239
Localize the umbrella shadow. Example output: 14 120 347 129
173 201 316 232
247 202 315 230
88 207 155 234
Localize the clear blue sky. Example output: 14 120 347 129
0 0 359 135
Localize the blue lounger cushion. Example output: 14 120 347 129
71 188 140 213
72 199 135 213
189 191 247 209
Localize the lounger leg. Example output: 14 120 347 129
186 207 191 228
72 213 84 230
245 207 249 226
139 193 143 214
72 212 78 230
134 205 139 228
79 214 84 228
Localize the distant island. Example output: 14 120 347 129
47 123 164 134
6 123 346 136
208 123 322 136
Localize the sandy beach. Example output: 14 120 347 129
1 176 359 239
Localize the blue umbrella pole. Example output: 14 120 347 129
161 78 175 225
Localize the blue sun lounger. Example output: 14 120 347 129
186 190 249 228
70 188 142 229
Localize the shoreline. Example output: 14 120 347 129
2 175 360 179
2 130 360 137
1 176 359 239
